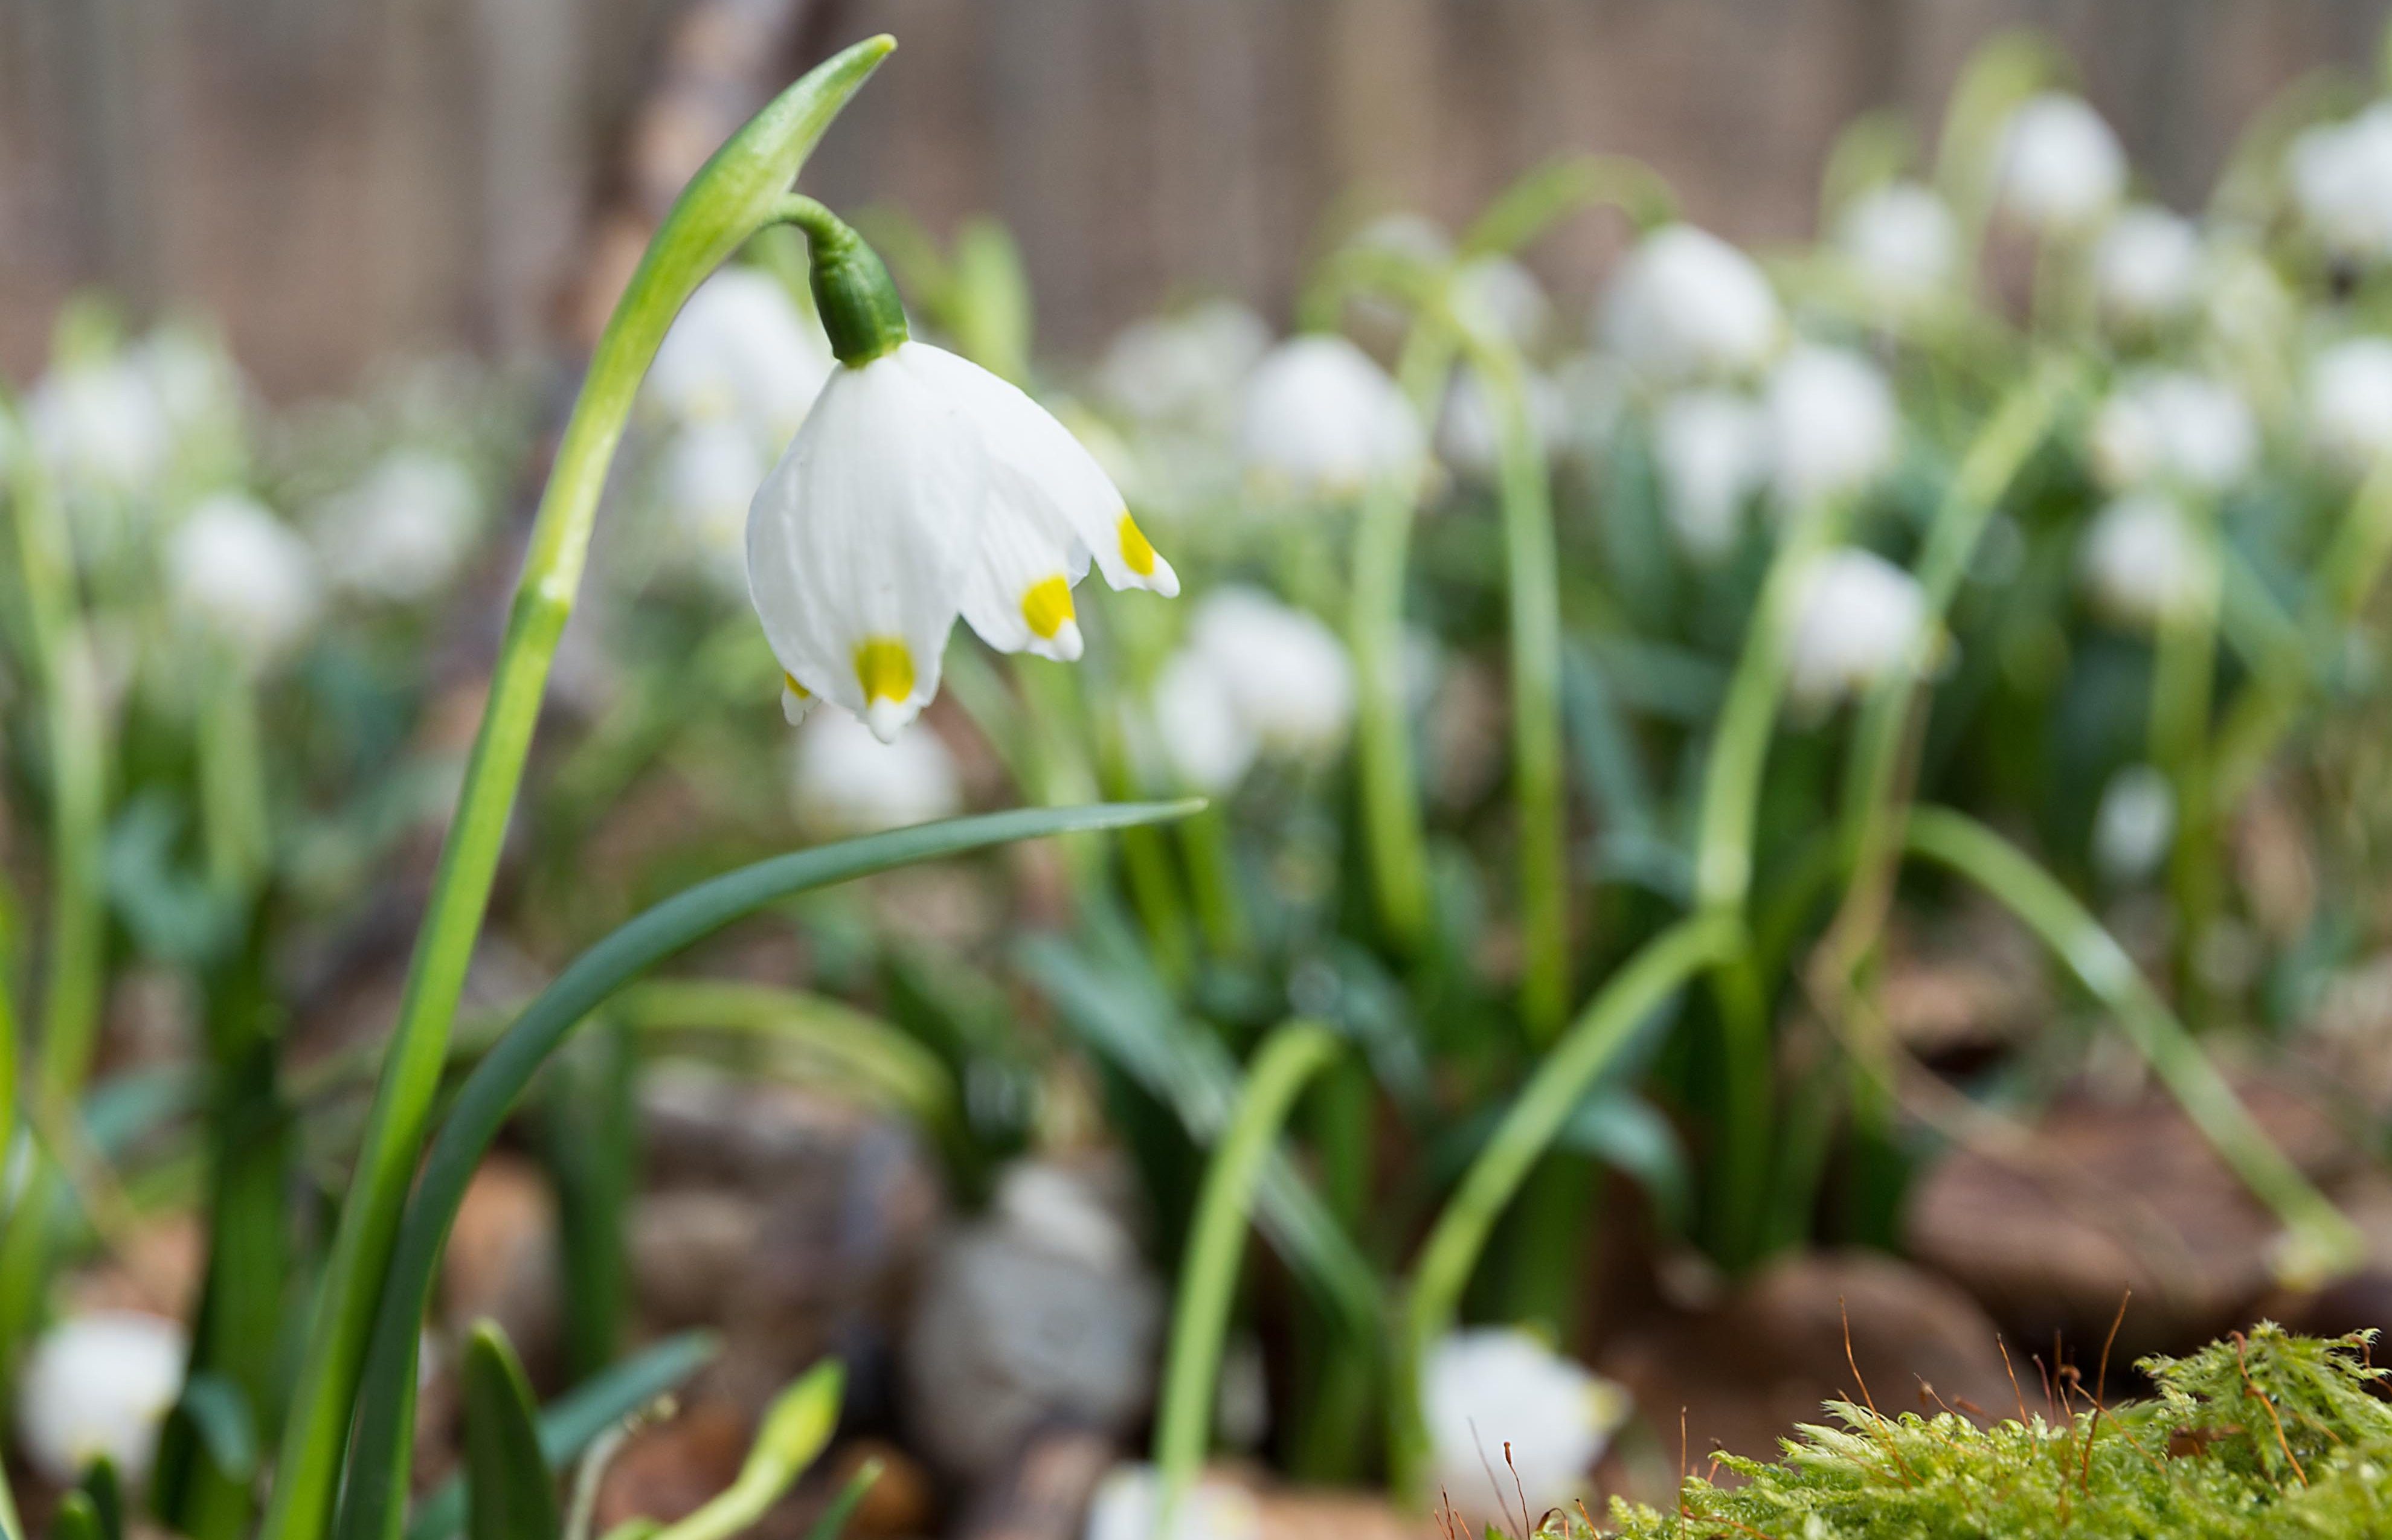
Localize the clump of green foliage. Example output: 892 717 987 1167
1568 1326 2392 1539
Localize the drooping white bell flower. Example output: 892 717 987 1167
1653 390 1767 561
1601 224 1783 385
2288 105 2392 265
1453 255 1554 351
1423 1329 1630 1521
1437 367 1563 480
748 216 1176 742
1835 181 1958 295
1764 344 1898 508
14 1311 187 1485
1148 647 1260 795
2094 763 2176 886
2307 336 2392 477
1186 585 1355 759
1098 300 1272 425
2079 492 2201 627
168 491 324 662
1994 93 2127 233
27 357 169 497
649 266 835 446
2089 371 2257 494
1784 548 1926 709
789 707 963 836
2092 205 2202 330
317 448 485 602
660 420 767 592
1236 335 1423 499
135 325 246 440
1084 1463 1261 1540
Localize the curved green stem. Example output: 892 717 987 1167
1153 1022 1344 1509
1460 153 1676 257
1392 913 1738 1504
651 1362 842 1540
1902 807 2361 1283
261 40 896 1540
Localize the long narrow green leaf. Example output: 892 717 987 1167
464 1324 562 1540
651 1362 843 1540
338 801 1198 1540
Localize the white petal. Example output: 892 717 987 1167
745 355 979 739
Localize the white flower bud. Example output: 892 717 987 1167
2092 205 2202 329
1453 255 1554 351
1835 181 1958 294
2080 492 2200 627
788 708 962 836
2289 105 2392 264
1236 336 1421 499
2094 763 2176 886
649 266 835 448
2307 336 2392 476
15 1311 187 1486
1785 548 1926 708
317 449 484 602
1653 390 1767 561
1083 1464 1260 1540
1601 225 1783 385
2089 372 2255 494
1098 301 1272 425
1995 93 2127 232
1765 344 1898 507
1423 1329 1629 1520
169 491 324 662
1186 585 1355 759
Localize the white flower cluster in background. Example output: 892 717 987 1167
2290 103 2392 264
1082 1465 1261 1540
1786 547 1927 710
1995 92 2127 233
1837 181 1959 296
2307 336 2392 477
1099 300 1272 428
1148 585 1354 793
1601 224 1783 385
2092 205 2204 330
315 448 486 603
788 707 963 838
169 490 324 664
1237 335 1422 499
1423 1328 1630 1522
14 1311 188 1486
2089 371 2257 495
2080 492 2203 627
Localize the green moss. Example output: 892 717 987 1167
1566 1326 2392 1539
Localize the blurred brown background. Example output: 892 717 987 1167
4 0 2388 398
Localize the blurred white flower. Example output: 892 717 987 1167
2307 336 2392 476
1423 1329 1629 1520
1438 367 1562 480
27 358 169 496
2094 763 2176 886
134 326 245 439
1785 548 1926 709
1187 585 1356 759
1836 181 1958 294
2289 104 2392 264
2092 205 2202 329
1765 344 1898 507
661 420 765 591
1453 255 1554 351
1601 224 1783 385
1150 647 1260 794
789 708 963 836
1995 93 2127 232
1653 390 1767 561
2080 492 2201 626
169 491 324 662
1098 301 1272 425
318 448 484 602
1084 1464 1261 1540
1236 335 1421 498
2090 372 2256 493
15 1311 187 1486
649 266 835 448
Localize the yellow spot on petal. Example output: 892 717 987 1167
854 637 916 704
1118 513 1158 578
1021 575 1075 640
782 672 811 700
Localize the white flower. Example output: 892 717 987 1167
1653 390 1767 560
15 1311 187 1485
2092 205 2202 329
135 326 245 439
789 708 962 836
748 340 1176 741
1423 1329 1629 1519
2094 763 2176 885
1601 225 1783 385
2289 105 2392 263
2090 372 2256 494
2308 336 2392 476
1084 1464 1260 1540
318 449 484 602
1785 548 1926 708
1149 648 1259 794
1835 182 1958 294
1764 345 1898 507
1995 93 2126 232
1186 586 1355 759
660 420 766 591
649 266 835 447
27 358 169 496
1236 335 1422 499
1453 256 1554 351
1438 367 1563 480
1098 301 1272 425
2080 492 2201 626
168 492 324 661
